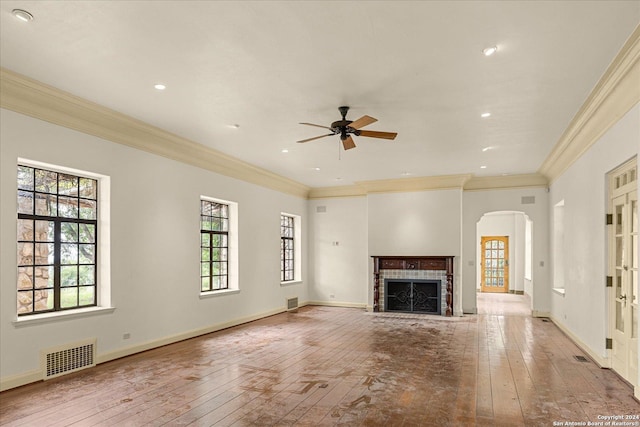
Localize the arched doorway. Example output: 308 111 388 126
476 211 533 303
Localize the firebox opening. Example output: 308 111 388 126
384 279 441 315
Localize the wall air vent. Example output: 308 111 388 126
521 196 536 205
286 297 299 312
41 339 96 380
316 206 327 213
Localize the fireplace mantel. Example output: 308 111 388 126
372 256 454 316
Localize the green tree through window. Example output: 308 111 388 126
17 165 98 315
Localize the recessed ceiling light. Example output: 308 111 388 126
12 9 33 22
401 171 411 176
481 112 491 118
335 177 343 181
226 124 240 129
313 167 320 171
482 146 493 152
281 149 289 153
480 165 487 169
482 46 498 56
154 84 166 90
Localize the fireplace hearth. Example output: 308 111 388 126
385 279 441 314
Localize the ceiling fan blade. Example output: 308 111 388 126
342 136 356 150
358 130 398 140
349 115 377 130
300 122 334 131
297 134 333 143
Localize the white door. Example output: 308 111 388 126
610 159 638 386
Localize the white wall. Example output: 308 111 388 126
307 197 368 306
367 189 463 315
549 103 640 363
462 188 550 315
0 109 308 384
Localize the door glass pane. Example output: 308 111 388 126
616 269 623 298
616 204 624 234
616 237 624 267
616 301 624 332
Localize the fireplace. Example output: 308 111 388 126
384 279 441 314
372 256 454 316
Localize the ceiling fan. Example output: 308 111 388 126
297 106 397 150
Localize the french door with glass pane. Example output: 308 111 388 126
610 158 637 386
481 236 509 293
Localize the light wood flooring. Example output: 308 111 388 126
1 293 639 426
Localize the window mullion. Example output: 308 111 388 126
53 219 61 311
209 231 214 292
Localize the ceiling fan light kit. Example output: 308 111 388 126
298 106 397 151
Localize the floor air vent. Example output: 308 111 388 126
42 339 96 380
286 297 299 311
574 355 589 363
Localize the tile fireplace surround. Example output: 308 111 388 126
372 256 454 316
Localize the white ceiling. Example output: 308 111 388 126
1 1 638 188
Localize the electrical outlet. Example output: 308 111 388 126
123 333 131 340
329 294 335 299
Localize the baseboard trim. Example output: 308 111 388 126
1 306 288 391
96 307 287 365
531 310 550 318
0 369 42 392
509 290 525 295
549 315 610 368
305 300 368 310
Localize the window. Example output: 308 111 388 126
281 215 295 282
200 199 229 291
17 165 98 315
280 213 301 283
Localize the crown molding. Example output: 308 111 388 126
308 185 367 199
463 173 548 191
356 174 472 194
0 68 310 199
538 24 640 183
308 173 549 199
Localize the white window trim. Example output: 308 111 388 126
200 195 239 293
15 158 112 323
281 212 302 285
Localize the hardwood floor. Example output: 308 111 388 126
1 294 639 426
